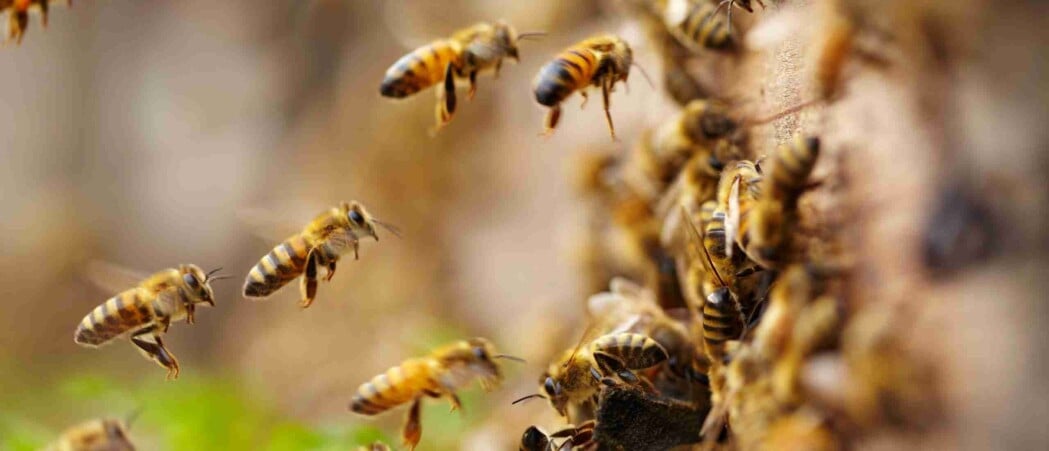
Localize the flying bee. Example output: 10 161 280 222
515 332 668 420
349 338 522 451
533 34 635 141
520 421 595 451
47 418 136 451
242 201 399 309
380 21 542 131
3 0 62 44
74 264 224 379
662 0 733 51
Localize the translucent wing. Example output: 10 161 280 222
236 207 305 243
83 260 149 294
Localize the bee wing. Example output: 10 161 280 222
725 175 742 258
324 228 360 252
236 206 311 242
83 260 150 294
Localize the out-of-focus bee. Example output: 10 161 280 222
516 332 668 420
242 201 399 309
349 338 521 451
761 409 839 451
74 264 224 379
47 418 136 451
730 136 820 267
661 0 734 51
380 21 541 131
2 0 63 44
534 35 634 140
519 421 595 451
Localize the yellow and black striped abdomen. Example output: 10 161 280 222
702 287 743 363
243 234 311 298
350 359 438 415
534 47 598 107
680 2 731 49
74 288 154 346
768 136 820 203
590 333 668 370
380 40 462 98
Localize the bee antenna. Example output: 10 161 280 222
205 267 224 278
516 31 547 42
373 219 402 239
208 275 234 282
494 354 526 363
511 393 546 405
630 62 656 90
744 99 819 126
680 205 727 288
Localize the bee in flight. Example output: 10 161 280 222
46 417 136 451
349 338 522 451
74 264 224 380
242 201 399 309
514 331 668 420
533 34 635 141
520 421 595 451
380 21 543 132
2 0 63 44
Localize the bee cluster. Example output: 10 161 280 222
37 0 1031 449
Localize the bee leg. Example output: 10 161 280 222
131 330 180 380
592 351 639 385
325 261 337 282
589 366 617 387
157 315 171 334
185 302 196 325
447 393 463 413
435 62 457 129
402 398 423 451
493 58 503 78
299 249 319 309
353 239 360 260
541 105 561 136
579 91 588 109
38 0 50 28
467 70 478 100
601 78 617 141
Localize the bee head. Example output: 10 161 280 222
180 264 218 307
610 38 633 81
540 374 568 417
343 201 378 241
493 21 520 61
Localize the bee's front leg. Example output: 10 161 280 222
299 248 319 309
601 77 617 141
402 398 423 451
131 329 180 380
185 302 196 325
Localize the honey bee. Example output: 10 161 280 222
519 421 595 451
242 201 399 309
74 264 223 379
534 35 634 140
662 0 734 51
2 0 61 44
349 337 521 450
518 332 668 420
47 418 135 451
731 136 820 267
701 287 744 365
658 141 743 249
380 21 540 131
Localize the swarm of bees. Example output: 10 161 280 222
48 1 955 450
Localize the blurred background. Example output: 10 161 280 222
0 0 670 449
2 0 1048 450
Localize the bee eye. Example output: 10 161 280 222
349 211 364 224
544 377 558 396
473 347 489 360
708 154 724 171
182 274 199 289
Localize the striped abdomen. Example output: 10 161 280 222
243 234 311 298
590 333 668 370
767 136 820 206
679 1 731 49
350 358 439 415
74 288 155 346
534 46 598 107
702 287 743 363
380 40 462 98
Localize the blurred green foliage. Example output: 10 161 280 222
0 370 391 451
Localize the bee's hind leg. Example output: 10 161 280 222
432 63 457 132
131 328 180 380
299 249 319 309
403 398 423 451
